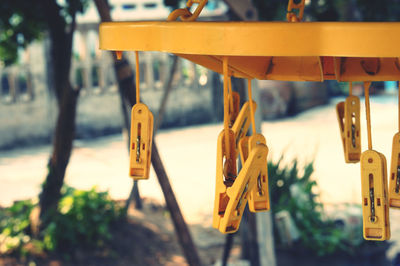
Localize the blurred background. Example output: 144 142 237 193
1 0 400 265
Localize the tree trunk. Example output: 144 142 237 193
93 0 136 106
151 144 202 266
94 0 142 211
40 87 79 219
38 0 79 223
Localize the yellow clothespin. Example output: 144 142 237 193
130 103 153 179
389 132 400 208
213 63 270 234
213 130 233 230
217 144 269 233
247 134 270 212
240 134 270 212
336 82 361 163
239 80 270 213
213 57 238 230
360 82 390 241
360 150 390 240
389 82 400 208
129 51 154 180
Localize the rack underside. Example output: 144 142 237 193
100 21 400 82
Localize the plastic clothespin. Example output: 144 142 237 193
213 132 226 230
336 95 361 163
213 130 234 230
389 132 400 208
246 134 270 212
129 51 154 180
231 101 257 152
237 79 270 213
360 150 390 240
389 82 400 208
360 81 390 240
239 134 270 212
214 143 269 234
129 103 154 180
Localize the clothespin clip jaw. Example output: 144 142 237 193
360 150 390 241
336 101 346 151
336 96 361 163
223 129 238 186
238 136 250 165
229 91 240 127
389 132 400 208
218 144 269 234
232 101 257 153
129 103 154 180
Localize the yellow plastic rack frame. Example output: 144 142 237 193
100 22 400 82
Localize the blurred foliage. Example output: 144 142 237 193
0 187 123 257
307 0 400 21
0 0 88 66
164 0 400 21
254 0 400 21
0 200 35 256
164 0 180 10
268 157 346 256
0 1 45 66
268 157 389 257
251 0 288 21
42 186 124 252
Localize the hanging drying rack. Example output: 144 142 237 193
99 0 400 239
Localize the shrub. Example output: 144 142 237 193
0 200 34 255
42 186 124 252
0 186 123 256
268 157 389 257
